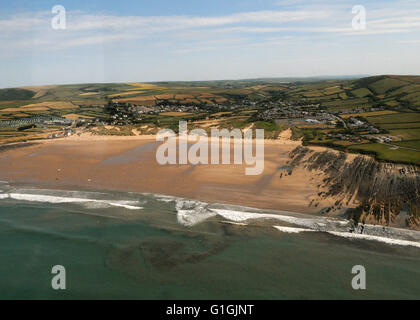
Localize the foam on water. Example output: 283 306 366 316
274 226 316 234
166 198 342 231
164 200 420 248
107 201 144 210
175 200 216 227
1 186 419 249
210 208 330 230
327 231 420 249
153 194 218 226
1 193 144 210
211 208 420 247
150 193 420 248
153 194 178 203
0 181 9 192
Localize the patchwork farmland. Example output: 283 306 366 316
0 75 419 165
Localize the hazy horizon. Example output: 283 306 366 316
2 73 377 89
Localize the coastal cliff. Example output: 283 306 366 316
289 146 420 229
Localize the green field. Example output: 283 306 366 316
1 75 420 165
378 122 420 129
0 88 35 101
391 140 420 150
388 84 420 96
402 91 420 105
363 112 420 130
351 88 372 98
365 112 420 124
367 77 408 94
388 128 420 140
349 143 420 165
323 98 370 109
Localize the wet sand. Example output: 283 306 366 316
0 135 335 214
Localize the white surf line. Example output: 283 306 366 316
155 195 178 203
176 199 216 227
107 202 144 210
212 209 420 248
327 231 420 249
1 193 144 210
274 226 316 234
209 208 327 229
14 188 109 197
221 221 248 226
141 192 420 248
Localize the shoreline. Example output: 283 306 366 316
0 132 334 216
1 181 420 248
2 130 415 233
36 130 304 146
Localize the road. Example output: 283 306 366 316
381 142 420 152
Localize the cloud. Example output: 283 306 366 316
399 39 420 43
64 9 331 32
0 14 47 32
0 3 420 55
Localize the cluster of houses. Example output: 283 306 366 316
106 97 329 127
47 128 77 139
105 101 235 125
258 103 335 124
0 95 394 144
0 116 73 128
334 106 388 115
374 136 395 143
345 117 380 134
0 115 88 141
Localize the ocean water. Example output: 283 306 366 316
0 183 420 300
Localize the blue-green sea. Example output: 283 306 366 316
0 183 419 300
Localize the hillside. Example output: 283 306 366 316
0 88 35 101
0 75 419 166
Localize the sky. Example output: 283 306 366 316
1 0 420 88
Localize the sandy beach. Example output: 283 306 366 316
0 132 336 214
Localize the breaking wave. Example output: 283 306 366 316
273 226 315 234
175 200 217 227
0 191 144 210
326 231 420 249
1 186 419 249
153 194 420 249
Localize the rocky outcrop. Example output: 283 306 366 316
289 146 420 229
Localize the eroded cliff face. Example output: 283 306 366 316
289 146 420 229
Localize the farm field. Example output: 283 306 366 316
349 143 420 165
160 112 192 117
351 88 372 98
391 140 420 150
365 112 420 124
0 75 419 165
341 110 398 119
388 128 420 140
376 122 420 130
